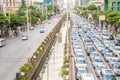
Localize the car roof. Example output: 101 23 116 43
102 69 114 74
81 73 94 80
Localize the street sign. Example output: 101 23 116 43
99 15 105 21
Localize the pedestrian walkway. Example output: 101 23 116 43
41 21 69 80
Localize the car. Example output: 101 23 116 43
40 25 43 28
108 43 115 52
40 28 44 33
112 63 120 75
75 58 87 69
30 27 34 30
95 64 107 77
103 52 114 62
101 49 109 56
101 69 117 80
109 57 120 67
0 38 5 47
114 39 120 46
86 46 95 55
80 73 95 80
96 44 105 52
92 56 103 68
112 46 120 57
108 34 114 40
90 51 99 61
76 68 88 80
22 35 28 40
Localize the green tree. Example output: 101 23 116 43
0 12 8 29
87 4 97 10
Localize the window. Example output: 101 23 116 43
13 3 15 6
6 3 8 6
118 2 120 11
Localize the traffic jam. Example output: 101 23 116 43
71 14 120 80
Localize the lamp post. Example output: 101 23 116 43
26 0 30 62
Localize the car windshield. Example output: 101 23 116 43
115 48 120 51
98 66 106 70
94 58 102 62
76 60 85 64
78 70 87 74
104 75 116 80
114 64 120 69
112 59 120 62
106 53 113 57
91 52 99 56
76 54 84 57
117 40 120 43
88 47 95 51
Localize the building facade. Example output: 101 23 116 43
104 0 120 12
3 0 22 13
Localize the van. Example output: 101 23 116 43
80 73 95 80
0 38 5 47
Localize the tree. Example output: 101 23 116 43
105 11 119 25
87 4 97 10
92 12 99 26
0 12 8 29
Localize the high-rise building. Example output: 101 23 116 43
104 0 120 12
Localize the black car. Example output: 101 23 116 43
108 34 114 40
114 39 120 46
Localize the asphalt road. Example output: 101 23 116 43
0 16 61 80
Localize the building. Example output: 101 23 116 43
3 0 22 13
22 0 34 6
0 0 6 13
104 0 120 12
44 0 52 6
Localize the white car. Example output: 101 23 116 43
95 64 107 77
113 46 120 57
22 35 28 40
0 38 5 47
80 73 95 80
112 63 120 75
30 27 34 30
108 57 120 67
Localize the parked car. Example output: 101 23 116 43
101 69 117 80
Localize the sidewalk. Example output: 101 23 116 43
41 21 68 80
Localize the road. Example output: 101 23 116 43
72 13 120 80
0 16 61 80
